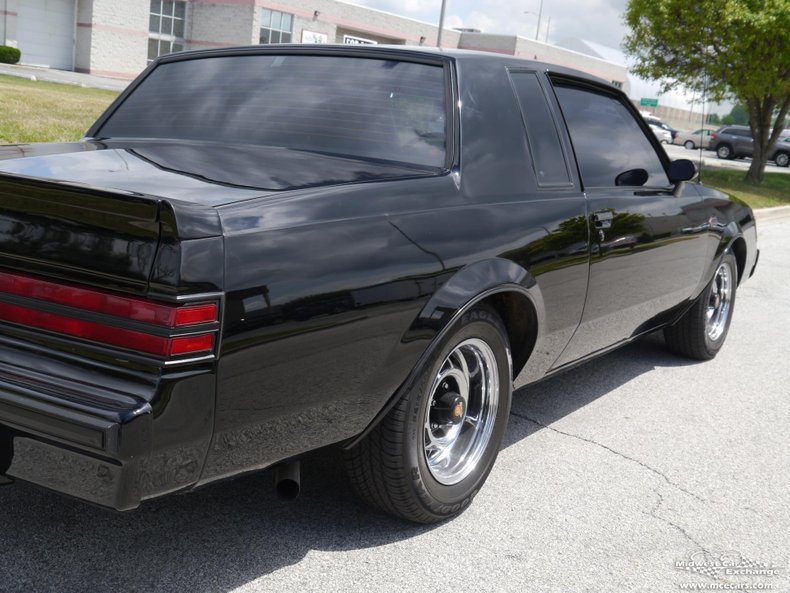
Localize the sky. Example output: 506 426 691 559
349 0 630 49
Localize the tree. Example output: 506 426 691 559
728 103 749 126
623 0 790 184
707 113 721 125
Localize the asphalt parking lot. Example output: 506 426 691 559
1 219 788 593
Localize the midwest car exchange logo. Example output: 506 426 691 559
674 549 781 589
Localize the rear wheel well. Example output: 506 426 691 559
481 291 538 378
730 238 747 285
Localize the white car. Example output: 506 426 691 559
649 123 672 144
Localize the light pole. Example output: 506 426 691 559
524 0 543 41
437 0 448 47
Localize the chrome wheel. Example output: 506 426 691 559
684 140 695 150
424 338 499 485
706 262 733 341
776 152 789 167
717 145 732 159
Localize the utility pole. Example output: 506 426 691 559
525 1 544 41
437 0 447 48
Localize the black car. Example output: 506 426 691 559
0 46 758 524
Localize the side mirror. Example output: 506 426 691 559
615 168 649 186
668 159 697 183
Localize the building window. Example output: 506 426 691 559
260 9 293 44
149 0 186 62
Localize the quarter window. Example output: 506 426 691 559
260 9 293 44
148 0 186 62
509 71 571 187
553 84 669 188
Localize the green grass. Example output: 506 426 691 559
0 75 118 144
699 167 790 209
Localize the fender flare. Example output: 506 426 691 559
344 258 544 449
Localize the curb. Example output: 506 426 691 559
755 205 790 223
0 64 128 92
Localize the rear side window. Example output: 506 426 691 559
508 71 572 187
552 84 669 188
98 55 448 168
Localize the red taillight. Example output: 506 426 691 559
0 271 218 360
169 334 215 356
0 271 217 328
174 304 218 327
710 133 717 140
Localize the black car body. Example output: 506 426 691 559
0 46 758 522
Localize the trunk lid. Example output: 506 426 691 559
0 173 161 293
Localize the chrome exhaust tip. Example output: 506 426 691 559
274 460 300 500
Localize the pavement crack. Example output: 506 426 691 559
509 411 711 504
648 485 711 556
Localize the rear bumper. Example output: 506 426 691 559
0 343 215 510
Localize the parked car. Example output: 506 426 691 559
0 46 758 524
674 128 716 150
649 123 672 143
709 125 754 159
644 115 679 140
709 125 790 165
769 136 790 167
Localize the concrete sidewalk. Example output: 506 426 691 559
755 205 790 223
0 63 129 92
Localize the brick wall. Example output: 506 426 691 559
76 0 148 79
255 0 460 48
190 2 256 50
1 0 18 47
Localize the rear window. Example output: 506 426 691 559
98 54 448 168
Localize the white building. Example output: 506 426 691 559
1 0 627 86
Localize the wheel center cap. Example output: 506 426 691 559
451 399 465 424
434 391 466 426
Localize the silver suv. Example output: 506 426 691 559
709 125 753 159
710 125 790 166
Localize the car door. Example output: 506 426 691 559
735 128 754 157
548 78 711 368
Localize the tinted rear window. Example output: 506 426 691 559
98 55 448 168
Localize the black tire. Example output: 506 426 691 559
684 140 696 150
774 151 789 167
664 252 738 360
344 304 512 523
716 144 734 160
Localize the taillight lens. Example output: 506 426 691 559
710 133 717 140
0 271 218 360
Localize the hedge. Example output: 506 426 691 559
0 46 21 65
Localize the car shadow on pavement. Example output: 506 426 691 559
0 447 433 593
504 332 700 448
0 334 698 593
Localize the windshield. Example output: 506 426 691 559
97 54 448 169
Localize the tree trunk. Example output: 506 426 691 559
745 95 790 184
